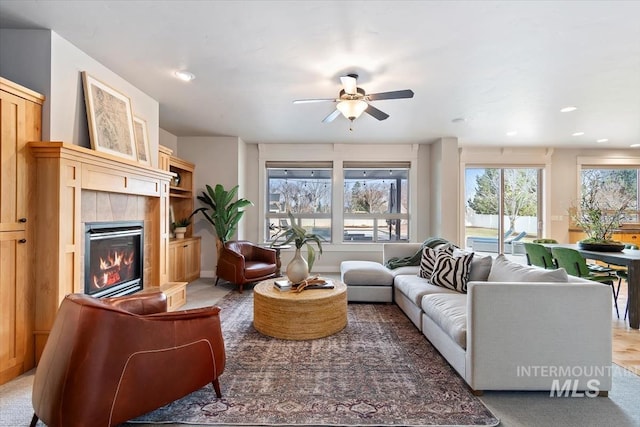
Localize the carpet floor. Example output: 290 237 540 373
129 290 498 426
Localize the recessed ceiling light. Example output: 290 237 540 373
174 70 195 81
631 144 640 148
506 131 518 136
572 132 585 136
596 139 609 143
560 106 578 113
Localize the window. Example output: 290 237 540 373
265 162 332 241
343 162 409 242
580 168 638 222
464 167 542 252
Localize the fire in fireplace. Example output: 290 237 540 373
85 221 144 298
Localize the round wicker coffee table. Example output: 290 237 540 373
253 279 347 340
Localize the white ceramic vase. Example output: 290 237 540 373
175 226 187 239
286 248 309 283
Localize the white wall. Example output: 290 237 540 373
244 143 260 244
548 148 578 242
237 138 248 238
416 143 432 241
159 128 178 155
0 30 160 166
178 136 243 277
430 138 460 244
0 29 52 138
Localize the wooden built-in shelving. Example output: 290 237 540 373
159 145 201 283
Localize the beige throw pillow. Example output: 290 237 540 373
488 254 568 282
469 254 493 282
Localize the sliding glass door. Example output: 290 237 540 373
465 167 542 254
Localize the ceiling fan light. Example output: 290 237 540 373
174 70 195 81
336 100 368 120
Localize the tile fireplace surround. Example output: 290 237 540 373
29 142 173 361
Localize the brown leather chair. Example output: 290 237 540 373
215 240 278 293
31 292 225 427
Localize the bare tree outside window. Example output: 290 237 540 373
266 167 332 241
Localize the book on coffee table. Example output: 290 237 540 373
274 279 292 291
273 278 335 291
300 280 335 290
292 279 334 290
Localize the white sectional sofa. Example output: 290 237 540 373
341 242 613 394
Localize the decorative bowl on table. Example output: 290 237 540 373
578 241 626 252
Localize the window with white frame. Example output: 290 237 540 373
265 162 332 242
579 167 639 222
343 162 410 242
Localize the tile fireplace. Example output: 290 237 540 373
30 142 173 362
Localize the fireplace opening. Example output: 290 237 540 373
85 221 144 298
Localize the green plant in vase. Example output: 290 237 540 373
173 217 191 239
570 170 632 249
271 212 324 283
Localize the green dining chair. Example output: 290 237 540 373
551 247 619 318
523 242 556 269
532 238 558 244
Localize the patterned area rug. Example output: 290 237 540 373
131 291 499 426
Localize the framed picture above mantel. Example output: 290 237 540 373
81 71 137 162
133 115 151 166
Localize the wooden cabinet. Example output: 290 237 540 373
159 146 201 283
185 237 201 280
168 156 196 237
140 282 187 311
161 282 188 311
569 230 629 244
0 78 44 385
568 230 586 243
620 232 640 246
169 237 201 282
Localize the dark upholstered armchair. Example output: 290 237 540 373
31 292 225 427
215 240 278 293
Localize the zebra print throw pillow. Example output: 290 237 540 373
418 245 454 279
430 251 475 293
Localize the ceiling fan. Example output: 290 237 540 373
293 74 414 126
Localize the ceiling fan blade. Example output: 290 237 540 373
367 89 414 101
322 109 341 123
340 76 357 95
365 104 389 121
293 98 336 104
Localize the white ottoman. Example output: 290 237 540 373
340 261 394 303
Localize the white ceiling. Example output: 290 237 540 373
1 0 639 148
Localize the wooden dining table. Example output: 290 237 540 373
542 243 640 329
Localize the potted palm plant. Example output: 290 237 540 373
190 184 253 257
271 212 324 283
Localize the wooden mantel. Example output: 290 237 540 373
29 141 173 361
30 141 172 195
